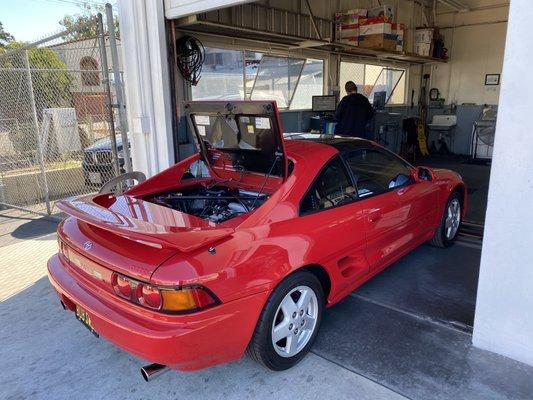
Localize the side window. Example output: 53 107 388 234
344 148 413 198
301 156 356 214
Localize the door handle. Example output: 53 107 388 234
368 211 382 223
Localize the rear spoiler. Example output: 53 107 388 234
56 195 234 253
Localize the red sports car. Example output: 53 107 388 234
48 101 466 380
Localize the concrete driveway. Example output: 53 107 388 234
3 209 532 400
0 210 405 400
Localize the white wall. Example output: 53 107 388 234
473 0 533 367
118 0 174 176
432 2 509 105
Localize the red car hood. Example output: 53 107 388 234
57 193 234 253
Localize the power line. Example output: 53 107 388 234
29 0 109 8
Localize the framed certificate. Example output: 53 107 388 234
485 74 500 86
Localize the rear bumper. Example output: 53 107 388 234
47 254 268 371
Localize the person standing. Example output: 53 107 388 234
334 81 374 137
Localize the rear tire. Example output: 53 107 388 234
246 271 324 371
430 192 462 248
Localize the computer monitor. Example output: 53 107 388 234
373 91 387 111
312 95 337 113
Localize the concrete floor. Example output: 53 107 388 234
0 210 406 400
314 241 533 400
1 209 533 400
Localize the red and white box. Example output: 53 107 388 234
359 17 392 36
335 9 366 41
340 25 360 39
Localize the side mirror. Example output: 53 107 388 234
416 166 434 182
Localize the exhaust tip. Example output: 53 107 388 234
140 368 149 382
141 363 168 382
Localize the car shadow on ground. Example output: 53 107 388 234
9 217 58 240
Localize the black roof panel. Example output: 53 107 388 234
284 133 376 152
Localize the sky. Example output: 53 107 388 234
0 0 108 42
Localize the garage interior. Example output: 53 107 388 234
132 0 528 397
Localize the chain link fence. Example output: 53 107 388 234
0 11 126 216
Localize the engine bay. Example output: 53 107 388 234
146 185 268 223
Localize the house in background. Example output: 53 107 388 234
49 36 123 122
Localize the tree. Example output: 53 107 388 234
0 42 72 153
0 42 72 115
0 21 14 48
59 4 119 41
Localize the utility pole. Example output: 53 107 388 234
24 49 51 215
106 3 132 174
97 13 120 178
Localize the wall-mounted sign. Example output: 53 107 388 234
485 74 500 86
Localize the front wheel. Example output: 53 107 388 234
430 192 462 248
246 271 324 370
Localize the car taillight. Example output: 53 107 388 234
136 284 162 310
161 287 218 313
112 273 133 299
110 272 218 314
60 241 70 260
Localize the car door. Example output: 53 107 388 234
343 147 435 272
299 156 369 289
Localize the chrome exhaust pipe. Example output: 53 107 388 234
141 363 169 382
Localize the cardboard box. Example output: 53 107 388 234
334 9 367 25
393 23 406 35
415 42 433 57
368 5 395 21
340 24 359 39
340 37 359 46
393 23 405 52
359 22 392 36
415 28 437 44
358 34 398 51
359 16 392 25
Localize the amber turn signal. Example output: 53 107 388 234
161 287 218 312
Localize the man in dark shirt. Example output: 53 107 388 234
335 81 374 137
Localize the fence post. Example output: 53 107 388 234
106 3 132 174
97 13 120 178
24 49 51 215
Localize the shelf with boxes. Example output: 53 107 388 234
331 6 447 65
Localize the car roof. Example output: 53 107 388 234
284 133 377 155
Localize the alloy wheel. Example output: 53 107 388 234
271 285 319 358
445 198 461 240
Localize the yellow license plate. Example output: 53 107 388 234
75 305 99 337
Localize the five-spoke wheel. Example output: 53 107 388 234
246 271 324 370
430 191 462 248
271 285 319 358
444 197 461 240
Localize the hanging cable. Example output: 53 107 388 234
175 35 205 86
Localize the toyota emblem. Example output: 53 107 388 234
83 241 93 251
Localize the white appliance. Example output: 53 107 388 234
427 114 457 153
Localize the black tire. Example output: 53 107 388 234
246 270 324 371
430 191 462 248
